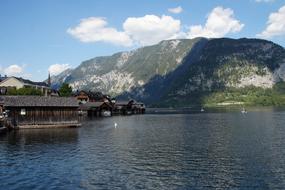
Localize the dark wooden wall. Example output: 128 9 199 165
8 107 78 126
87 105 113 117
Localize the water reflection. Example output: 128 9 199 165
1 110 285 189
4 128 79 145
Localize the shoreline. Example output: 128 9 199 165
146 105 285 114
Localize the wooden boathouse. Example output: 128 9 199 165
79 101 113 117
0 96 80 129
74 90 112 104
114 100 145 115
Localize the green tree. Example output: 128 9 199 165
7 87 42 96
59 83 72 97
17 87 42 95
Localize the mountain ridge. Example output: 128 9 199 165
51 37 285 106
51 38 204 94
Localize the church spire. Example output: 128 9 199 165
48 72 51 87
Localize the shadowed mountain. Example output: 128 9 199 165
118 38 285 107
51 38 285 107
51 38 204 95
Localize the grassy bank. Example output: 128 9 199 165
203 83 285 107
149 82 285 108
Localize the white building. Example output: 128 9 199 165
0 76 50 96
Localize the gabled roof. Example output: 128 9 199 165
85 101 112 108
133 102 144 105
73 90 109 101
1 96 78 107
79 101 112 110
0 77 49 88
115 101 131 105
115 100 134 106
14 77 49 87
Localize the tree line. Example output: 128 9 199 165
5 83 72 97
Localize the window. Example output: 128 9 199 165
20 108 26 115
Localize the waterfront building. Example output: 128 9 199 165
74 91 145 116
74 90 111 104
0 96 80 129
79 101 113 117
114 100 145 115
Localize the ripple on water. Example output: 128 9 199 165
1 111 285 189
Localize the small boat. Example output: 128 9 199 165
78 110 84 116
102 110 112 117
126 110 132 115
241 107 247 114
200 108 205 112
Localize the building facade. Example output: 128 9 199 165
0 96 80 128
0 77 50 96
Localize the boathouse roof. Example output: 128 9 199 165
73 90 111 102
0 96 79 107
81 101 112 108
115 100 133 106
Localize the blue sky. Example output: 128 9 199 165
0 0 285 81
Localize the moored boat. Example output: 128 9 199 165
102 110 112 117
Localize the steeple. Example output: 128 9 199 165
48 72 51 87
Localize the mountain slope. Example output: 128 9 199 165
50 68 73 89
51 38 285 106
51 38 203 96
119 38 285 106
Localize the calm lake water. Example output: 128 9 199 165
1 108 285 189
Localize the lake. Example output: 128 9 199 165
1 108 285 189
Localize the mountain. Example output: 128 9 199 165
51 38 202 96
50 68 73 89
51 38 285 107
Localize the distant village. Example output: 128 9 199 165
0 74 145 133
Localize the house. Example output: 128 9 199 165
0 76 50 96
114 100 133 115
114 100 145 115
79 101 113 117
74 90 89 103
74 90 112 104
0 96 80 129
132 102 146 114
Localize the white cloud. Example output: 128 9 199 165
187 6 244 38
67 17 133 47
4 64 23 76
0 64 33 79
123 15 181 46
67 7 244 47
168 6 183 14
48 64 71 76
255 0 275 3
257 5 285 39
